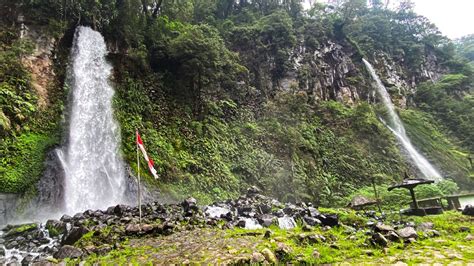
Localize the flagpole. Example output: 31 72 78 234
136 130 142 226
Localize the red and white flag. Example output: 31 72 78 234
136 130 159 179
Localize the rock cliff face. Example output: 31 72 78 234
19 20 57 109
262 38 444 108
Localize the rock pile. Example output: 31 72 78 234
0 186 452 264
0 187 340 264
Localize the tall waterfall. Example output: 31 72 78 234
57 26 129 214
362 59 442 181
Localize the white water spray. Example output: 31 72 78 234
57 26 129 214
362 59 442 181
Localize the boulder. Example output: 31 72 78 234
261 248 277 263
307 207 320 217
264 230 272 239
256 214 275 227
312 250 321 259
375 223 394 233
247 186 262 196
46 219 66 237
397 227 417 239
5 223 38 237
462 205 474 216
21 254 35 265
5 240 18 249
275 242 293 259
303 216 321 226
318 214 339 227
417 222 434 232
125 224 142 235
181 197 199 215
61 226 89 245
251 252 266 263
372 232 389 247
60 214 73 223
54 245 83 259
257 204 272 214
113 204 128 217
348 195 377 210
387 231 401 242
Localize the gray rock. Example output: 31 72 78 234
251 252 266 263
247 186 261 196
61 226 89 245
312 250 320 259
21 255 35 265
375 223 395 233
417 222 433 232
304 216 321 226
307 207 320 217
387 231 401 242
257 214 274 227
60 214 72 223
54 245 83 259
372 232 389 247
261 248 277 263
397 227 417 239
5 240 18 249
46 220 66 237
264 230 272 239
462 205 474 216
125 223 153 235
275 242 293 259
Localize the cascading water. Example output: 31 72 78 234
57 26 130 214
362 59 442 181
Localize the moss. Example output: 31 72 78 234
5 223 38 236
0 132 59 193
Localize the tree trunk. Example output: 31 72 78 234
152 0 163 18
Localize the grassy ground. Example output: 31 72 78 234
74 211 473 264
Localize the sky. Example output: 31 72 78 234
412 0 474 39
303 0 474 39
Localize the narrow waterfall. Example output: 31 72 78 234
362 59 442 181
57 26 130 214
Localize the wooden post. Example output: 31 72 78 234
409 188 419 209
372 177 382 214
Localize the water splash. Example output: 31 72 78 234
204 206 231 218
242 218 263 229
362 59 442 181
278 216 297 229
57 26 130 214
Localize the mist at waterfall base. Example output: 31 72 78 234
56 26 133 215
362 59 442 181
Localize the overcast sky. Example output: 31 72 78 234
303 0 474 39
412 0 474 39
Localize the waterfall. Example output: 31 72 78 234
57 26 130 214
362 59 442 181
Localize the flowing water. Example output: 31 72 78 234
57 26 130 214
204 206 231 218
362 59 442 181
278 216 297 229
242 218 263 230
